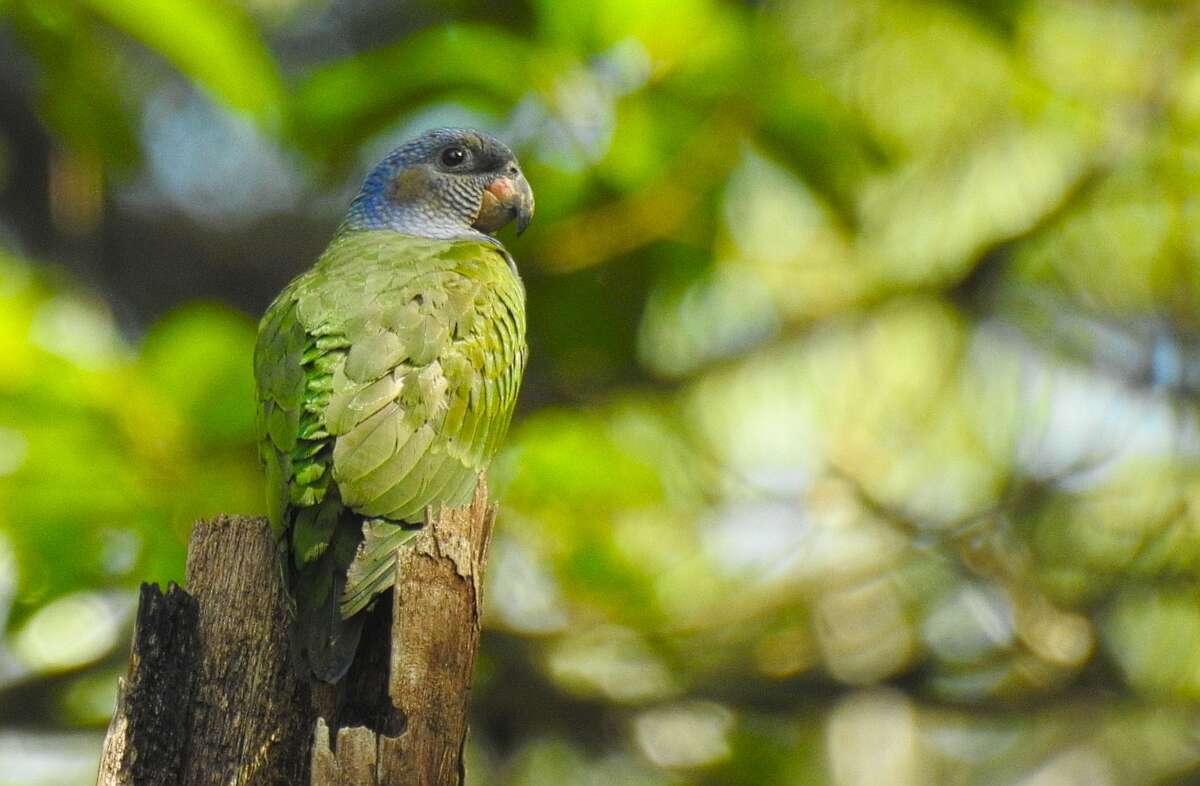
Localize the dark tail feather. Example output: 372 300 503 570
288 512 366 683
291 566 364 682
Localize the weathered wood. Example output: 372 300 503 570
97 515 312 786
96 480 495 786
308 480 497 786
181 514 314 786
95 583 200 786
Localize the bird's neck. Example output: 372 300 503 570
342 192 488 242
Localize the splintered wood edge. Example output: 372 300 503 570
389 476 495 710
95 679 131 786
308 477 497 786
310 719 382 786
411 479 497 610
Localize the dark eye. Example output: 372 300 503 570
440 146 467 167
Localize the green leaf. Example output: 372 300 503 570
6 1 140 169
292 24 555 155
79 0 284 122
139 303 258 446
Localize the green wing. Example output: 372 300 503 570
254 229 526 680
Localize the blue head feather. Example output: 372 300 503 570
343 128 522 240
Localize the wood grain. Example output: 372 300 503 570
96 479 495 786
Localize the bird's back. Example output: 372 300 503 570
254 229 526 680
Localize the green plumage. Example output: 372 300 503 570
254 229 526 680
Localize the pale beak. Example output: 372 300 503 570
474 170 535 235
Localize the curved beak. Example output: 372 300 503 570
475 170 535 236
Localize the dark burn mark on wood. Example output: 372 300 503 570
123 582 199 786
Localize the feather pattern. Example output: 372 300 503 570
254 229 526 681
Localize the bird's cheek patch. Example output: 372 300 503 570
472 184 513 233
389 168 430 202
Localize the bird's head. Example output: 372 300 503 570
345 128 534 241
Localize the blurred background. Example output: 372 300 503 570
2 0 1200 783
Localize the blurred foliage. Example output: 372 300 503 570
3 0 1200 784
0 255 261 623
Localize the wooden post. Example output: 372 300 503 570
96 480 496 786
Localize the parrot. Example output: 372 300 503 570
253 128 533 683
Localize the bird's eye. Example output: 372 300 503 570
440 146 467 167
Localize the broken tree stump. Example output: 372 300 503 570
95 480 496 786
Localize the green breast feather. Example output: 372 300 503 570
253 230 526 679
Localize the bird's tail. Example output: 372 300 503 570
288 506 366 683
287 508 424 683
339 519 423 618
